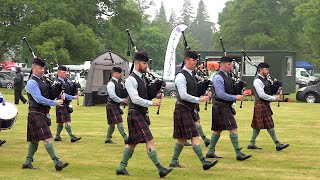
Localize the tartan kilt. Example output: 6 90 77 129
211 102 238 131
27 111 52 143
56 105 71 123
173 102 199 139
126 109 153 144
106 103 123 125
251 101 274 129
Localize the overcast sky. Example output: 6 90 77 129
146 0 229 25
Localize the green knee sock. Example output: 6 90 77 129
118 147 134 171
44 143 58 165
117 123 127 140
207 133 220 155
65 125 74 138
249 129 260 146
24 142 38 165
148 150 163 172
196 124 207 140
106 125 115 140
267 128 280 146
230 133 242 156
56 124 63 138
171 143 184 163
192 144 206 165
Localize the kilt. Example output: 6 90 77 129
211 102 238 131
251 101 274 129
127 109 153 144
194 103 200 121
27 111 52 143
106 102 123 125
56 105 71 123
173 102 199 139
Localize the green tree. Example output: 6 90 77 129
214 0 299 52
295 0 320 69
189 0 214 50
180 0 194 25
169 8 179 28
27 19 101 64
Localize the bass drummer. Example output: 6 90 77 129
0 92 7 147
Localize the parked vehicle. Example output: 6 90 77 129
296 68 319 85
296 78 307 89
296 82 320 103
163 80 177 97
0 73 14 89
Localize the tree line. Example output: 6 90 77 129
1 0 319 70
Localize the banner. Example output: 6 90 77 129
163 24 188 81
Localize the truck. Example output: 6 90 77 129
296 68 319 85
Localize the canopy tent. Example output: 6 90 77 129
296 60 315 71
83 52 129 106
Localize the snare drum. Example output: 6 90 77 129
0 102 18 130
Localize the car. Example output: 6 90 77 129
163 80 177 97
296 82 320 103
0 73 14 89
0 70 16 79
296 78 307 89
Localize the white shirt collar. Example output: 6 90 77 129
182 66 193 76
133 69 143 78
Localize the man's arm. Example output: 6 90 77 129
26 80 57 106
213 75 237 101
175 73 199 103
107 81 123 103
125 76 152 107
253 79 276 101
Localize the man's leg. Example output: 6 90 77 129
191 136 218 170
196 120 210 147
146 139 173 178
44 138 69 171
116 123 128 142
248 129 262 149
206 131 223 158
229 129 252 161
22 142 38 169
169 139 185 167
55 123 64 141
105 124 115 143
116 144 136 175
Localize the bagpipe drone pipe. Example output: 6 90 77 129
219 37 247 108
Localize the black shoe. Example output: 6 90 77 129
0 140 6 146
22 163 36 169
247 144 262 149
169 162 185 168
54 137 62 141
105 139 115 144
184 141 192 146
204 139 210 147
159 167 173 178
276 143 289 151
23 100 27 104
206 153 223 158
236 153 252 161
71 136 81 143
116 168 130 175
124 139 129 144
203 160 218 170
55 161 69 171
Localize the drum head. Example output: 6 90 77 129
0 102 18 120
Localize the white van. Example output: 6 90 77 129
296 68 318 85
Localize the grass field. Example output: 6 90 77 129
0 88 319 180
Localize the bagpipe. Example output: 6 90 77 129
219 37 247 108
181 31 211 100
22 37 61 100
242 50 283 107
126 29 165 114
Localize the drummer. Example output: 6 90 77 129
0 92 7 147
